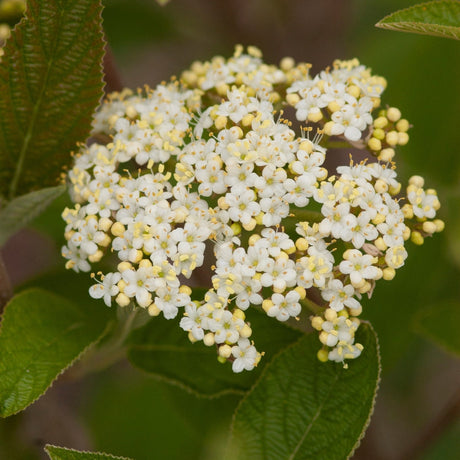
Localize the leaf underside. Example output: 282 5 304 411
376 1 460 40
0 0 105 200
0 288 111 417
227 323 381 460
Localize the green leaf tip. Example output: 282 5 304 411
227 323 381 460
0 288 111 417
0 0 106 201
45 445 133 460
376 1 460 40
0 184 66 246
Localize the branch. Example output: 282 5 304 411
399 387 460 460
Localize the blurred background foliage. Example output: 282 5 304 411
0 0 459 459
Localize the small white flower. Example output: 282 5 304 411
89 272 121 307
231 338 259 373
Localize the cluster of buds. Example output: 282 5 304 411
62 46 443 372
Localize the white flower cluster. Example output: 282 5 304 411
62 46 444 372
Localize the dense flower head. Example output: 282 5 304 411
62 46 443 372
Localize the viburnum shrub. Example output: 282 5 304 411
61 45 443 373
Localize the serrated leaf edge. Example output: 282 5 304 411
1 0 106 199
226 324 381 460
0 288 111 417
44 444 133 460
346 322 381 459
375 0 460 40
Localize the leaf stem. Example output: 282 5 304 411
64 305 150 380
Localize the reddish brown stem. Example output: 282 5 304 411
0 251 13 313
399 387 460 460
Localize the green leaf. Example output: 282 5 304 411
45 445 133 460
0 288 111 417
414 300 460 356
376 1 460 40
0 0 105 200
0 184 66 246
227 323 381 460
127 308 302 397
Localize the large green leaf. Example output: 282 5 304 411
0 184 66 246
227 323 380 460
0 0 105 200
45 445 132 460
127 308 302 397
0 288 111 417
414 300 460 356
376 1 460 40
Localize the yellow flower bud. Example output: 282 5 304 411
242 218 257 231
148 303 161 316
218 344 232 359
262 299 274 313
403 226 411 240
317 349 329 362
378 148 395 162
328 101 342 113
433 219 445 232
422 221 437 234
397 132 409 145
311 316 324 331
214 115 227 130
387 107 401 122
374 237 387 251
117 261 132 272
396 119 409 132
374 116 388 129
308 111 323 123
203 333 215 347
88 250 103 263
409 175 424 188
248 234 261 246
385 131 399 146
240 324 252 338
294 286 306 299
325 308 337 322
116 293 131 307
348 305 363 316
411 231 424 245
286 93 300 106
323 121 334 136
402 204 414 219
382 267 396 280
375 179 388 194
231 222 241 235
373 128 385 140
368 137 382 151
111 222 125 237
280 56 295 71
347 85 361 98
99 217 112 232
